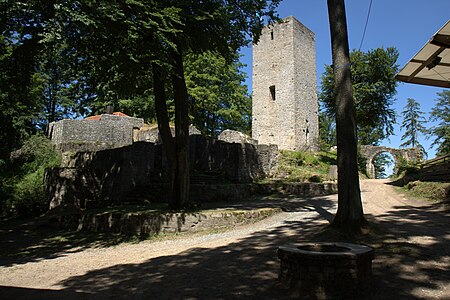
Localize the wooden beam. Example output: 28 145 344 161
396 74 450 88
406 46 445 81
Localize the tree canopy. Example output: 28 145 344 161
429 90 450 156
1 0 281 208
185 51 251 136
319 47 399 145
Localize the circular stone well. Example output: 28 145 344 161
278 242 374 299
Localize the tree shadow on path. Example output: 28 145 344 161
57 195 450 300
2 192 449 299
0 194 334 268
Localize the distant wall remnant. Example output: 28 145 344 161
48 114 144 152
252 16 319 151
359 145 422 178
218 129 258 145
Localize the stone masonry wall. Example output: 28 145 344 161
252 16 318 151
48 114 144 151
293 18 319 151
46 136 279 209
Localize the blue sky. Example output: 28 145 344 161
239 0 450 159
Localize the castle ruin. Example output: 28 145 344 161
252 16 318 151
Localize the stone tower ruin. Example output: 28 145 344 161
252 16 318 151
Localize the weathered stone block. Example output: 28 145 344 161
218 129 257 145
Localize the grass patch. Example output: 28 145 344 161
400 181 450 203
275 150 336 182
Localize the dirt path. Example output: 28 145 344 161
0 179 449 299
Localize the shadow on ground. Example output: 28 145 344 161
0 195 333 268
1 192 449 299
0 217 137 267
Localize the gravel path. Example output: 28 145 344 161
0 199 334 290
0 179 448 299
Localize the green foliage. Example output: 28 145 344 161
117 95 157 123
372 153 394 179
185 51 251 136
356 147 369 177
1 0 281 209
429 90 450 156
395 157 420 177
1 135 61 217
276 150 337 182
400 98 427 157
308 175 323 183
318 110 336 151
319 47 399 145
11 167 47 217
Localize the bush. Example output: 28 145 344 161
308 174 322 183
1 134 61 217
395 157 420 177
12 167 48 216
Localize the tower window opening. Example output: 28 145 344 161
269 85 276 101
270 31 274 40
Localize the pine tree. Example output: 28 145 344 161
185 51 251 136
400 98 427 157
429 90 450 156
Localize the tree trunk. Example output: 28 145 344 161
171 47 190 209
152 64 176 204
327 0 366 231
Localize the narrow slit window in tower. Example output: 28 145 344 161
270 30 274 40
269 85 276 101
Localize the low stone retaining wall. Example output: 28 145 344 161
140 182 337 204
259 182 337 197
55 207 281 237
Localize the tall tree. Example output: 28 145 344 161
429 90 450 156
185 51 251 136
152 0 280 208
57 0 279 208
400 98 427 157
2 0 280 208
0 1 49 159
319 47 399 145
327 0 366 231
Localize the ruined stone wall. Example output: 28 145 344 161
252 16 318 151
360 145 423 178
48 114 144 151
46 136 279 209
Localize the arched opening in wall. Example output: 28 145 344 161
372 152 395 179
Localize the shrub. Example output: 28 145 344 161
1 134 61 217
308 175 322 183
396 157 420 177
12 167 48 216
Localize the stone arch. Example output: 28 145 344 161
359 145 422 179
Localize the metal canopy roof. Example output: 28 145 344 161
396 20 450 88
